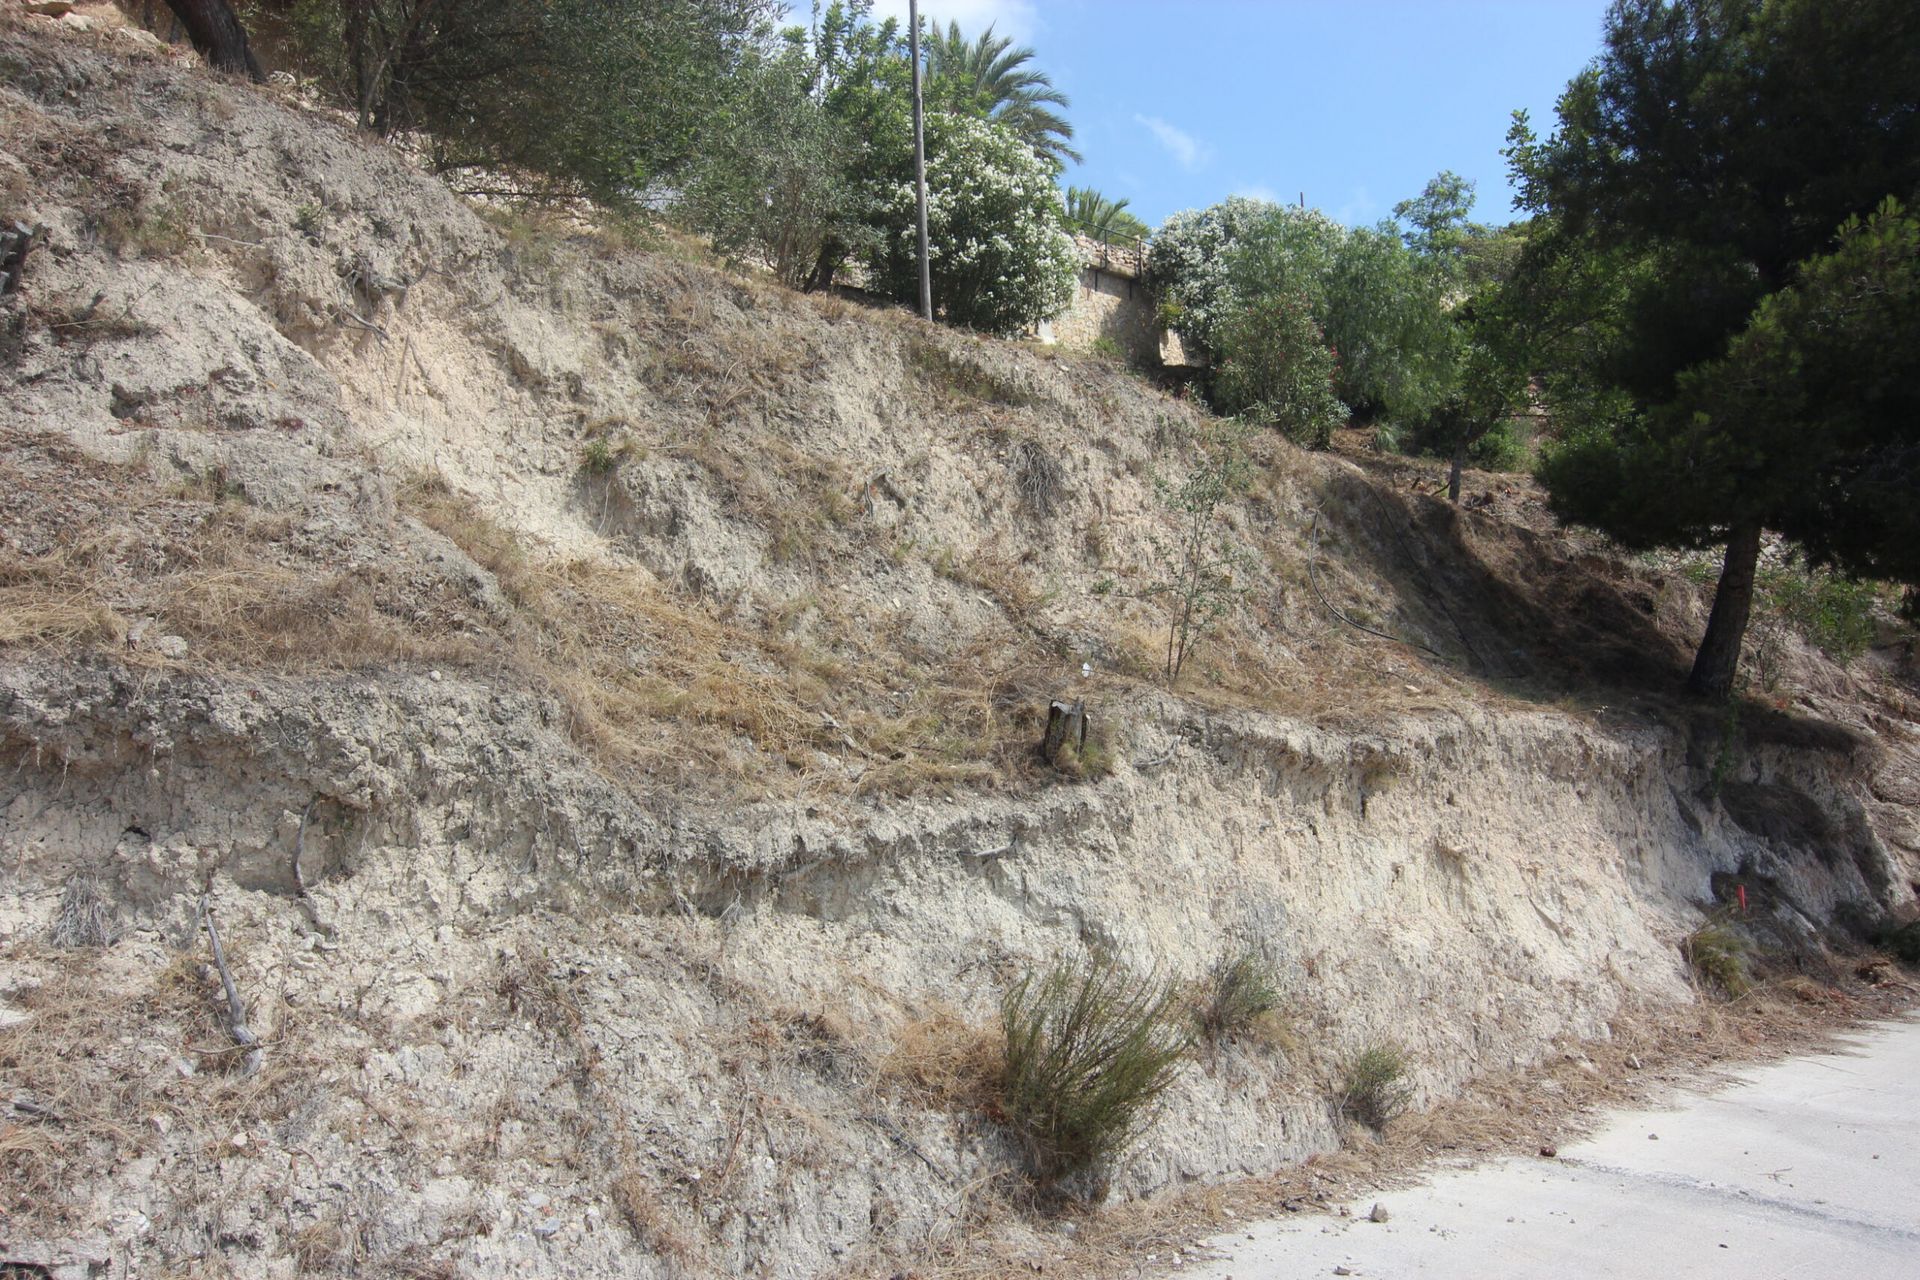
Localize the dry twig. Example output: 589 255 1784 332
199 897 265 1077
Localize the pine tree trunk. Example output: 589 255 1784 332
162 0 264 81
1686 522 1763 700
1447 440 1466 503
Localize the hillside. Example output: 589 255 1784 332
2 15 1917 1279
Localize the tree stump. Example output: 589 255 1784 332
1 223 43 297
1042 699 1088 765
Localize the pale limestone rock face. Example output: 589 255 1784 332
1 19 1914 1280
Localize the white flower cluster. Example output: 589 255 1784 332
874 113 1077 335
1145 197 1344 354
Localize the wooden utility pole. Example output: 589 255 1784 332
909 0 933 322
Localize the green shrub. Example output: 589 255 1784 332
867 113 1078 336
1193 950 1282 1044
581 438 620 476
1210 290 1345 448
1468 416 1532 471
1681 918 1752 998
1760 567 1880 664
1000 955 1192 1189
293 201 325 241
1880 920 1920 964
1337 1042 1413 1130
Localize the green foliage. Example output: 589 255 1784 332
867 113 1077 335
282 0 775 206
581 438 619 476
292 201 324 240
1064 186 1148 241
924 20 1078 167
1192 951 1282 1045
1884 921 1920 965
1211 291 1344 447
1517 0 1920 693
1148 196 1468 440
1321 223 1454 422
1000 955 1192 1189
1681 917 1752 999
1467 418 1531 472
1393 170 1476 261
1337 1043 1413 1130
676 34 874 288
1138 420 1254 684
1144 196 1290 356
1760 565 1880 665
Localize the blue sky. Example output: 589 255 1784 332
869 0 1615 229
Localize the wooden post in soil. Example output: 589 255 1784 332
1042 699 1088 766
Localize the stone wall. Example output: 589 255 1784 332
1045 233 1197 367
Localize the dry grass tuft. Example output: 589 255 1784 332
49 873 114 949
0 950 213 1234
291 1216 352 1274
1010 438 1063 519
877 1011 1003 1111
611 1170 702 1267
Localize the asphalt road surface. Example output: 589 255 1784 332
1186 1017 1920 1280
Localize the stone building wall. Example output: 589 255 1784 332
1044 233 1197 368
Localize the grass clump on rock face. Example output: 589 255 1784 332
1337 1042 1413 1130
1192 949 1284 1045
999 954 1192 1191
1682 917 1753 998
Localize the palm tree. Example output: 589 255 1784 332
923 21 1080 167
1064 186 1150 241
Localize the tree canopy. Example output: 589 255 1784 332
867 113 1078 335
1063 187 1149 242
923 21 1079 167
1519 0 1920 697
278 0 775 204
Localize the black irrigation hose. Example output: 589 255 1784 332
1306 506 1446 660
1357 481 1493 673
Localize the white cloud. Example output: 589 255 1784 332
867 0 1040 41
1135 114 1210 172
1233 184 1283 206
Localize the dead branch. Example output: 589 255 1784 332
199 896 264 1077
330 307 390 342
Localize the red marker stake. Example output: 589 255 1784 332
1736 885 1748 913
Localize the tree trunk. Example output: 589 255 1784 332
805 239 844 293
162 0 264 82
1447 439 1466 503
1686 521 1763 700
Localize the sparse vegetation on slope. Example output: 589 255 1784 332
1000 956 1193 1190
0 15 1916 1280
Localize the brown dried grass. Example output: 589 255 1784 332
876 1010 1003 1112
